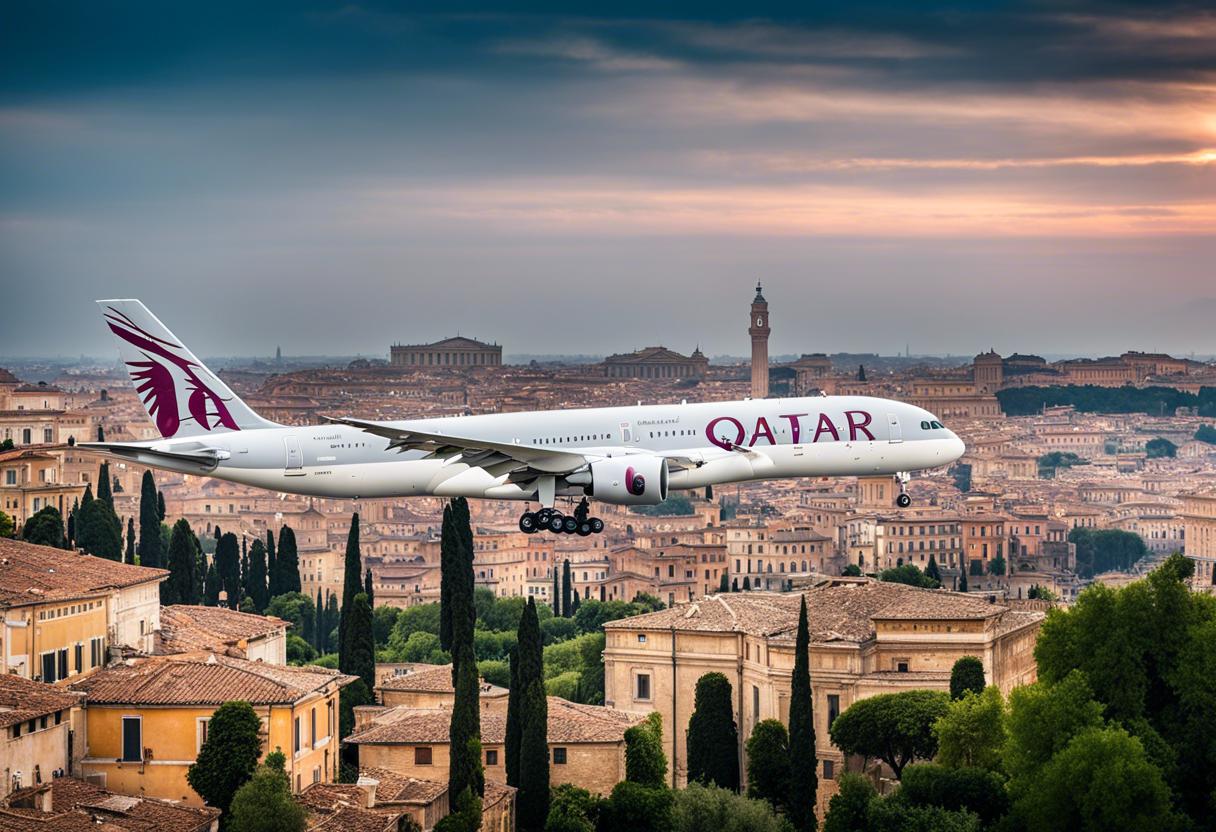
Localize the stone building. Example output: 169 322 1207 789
749 283 770 399
1180 490 1216 589
600 346 708 380
390 336 502 369
0 674 81 798
346 698 647 797
0 447 87 531
601 579 1043 812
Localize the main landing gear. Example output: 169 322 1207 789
519 498 605 536
895 472 912 508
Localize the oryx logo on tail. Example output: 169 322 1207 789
98 300 276 439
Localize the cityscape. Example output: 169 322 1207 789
3 3 1216 832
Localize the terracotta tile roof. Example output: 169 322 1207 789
359 769 448 805
155 605 288 654
604 579 1043 644
0 778 218 832
0 675 82 728
348 698 645 746
483 780 516 810
377 663 507 698
0 539 167 608
297 782 408 832
69 654 355 706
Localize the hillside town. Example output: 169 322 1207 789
1 284 1215 831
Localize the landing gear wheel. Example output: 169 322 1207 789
547 513 565 533
536 508 554 526
577 521 593 536
562 515 579 534
519 512 539 534
896 493 912 508
589 517 604 534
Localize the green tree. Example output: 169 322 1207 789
339 513 363 654
372 605 400 647
138 471 163 569
934 686 1005 771
276 526 300 594
439 505 456 651
265 529 279 596
957 560 968 592
436 786 483 832
515 598 550 829
364 568 374 609
478 659 510 688
718 572 729 593
925 554 942 585
245 538 269 613
286 634 316 665
830 690 950 779
163 518 199 606
204 559 221 606
599 781 674 832
625 712 668 787
1065 527 1149 577
745 719 790 813
228 756 307 832
788 595 818 831
898 763 1008 825
449 654 485 805
0 508 13 539
314 589 325 652
340 592 375 692
842 564 862 577
506 646 523 788
686 672 739 790
215 532 242 610
157 489 166 521
1003 671 1104 786
266 592 316 643
1014 727 1180 832
21 505 65 548
949 656 985 701
186 700 262 816
822 773 876 832
865 798 980 832
1145 437 1176 458
96 461 113 507
987 555 1006 576
545 783 601 832
879 564 938 589
123 517 134 563
1195 423 1216 444
671 782 790 832
562 559 572 617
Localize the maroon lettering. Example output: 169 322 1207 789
813 413 839 443
705 416 745 450
780 413 807 444
845 410 875 441
749 416 776 447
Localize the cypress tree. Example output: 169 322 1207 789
719 572 730 593
138 471 162 569
125 517 135 564
265 529 277 596
743 575 751 591
447 497 483 808
240 536 249 599
506 645 522 788
788 595 818 831
341 592 376 692
67 499 77 548
562 559 572 617
364 568 374 609
215 532 242 610
439 504 455 651
77 484 122 561
732 578 739 592
686 672 739 790
156 490 166 522
325 593 339 653
515 597 548 830
552 567 560 616
96 462 113 507
246 538 269 613
339 514 363 654
191 531 205 605
203 560 221 606
278 525 300 594
315 589 325 652
926 553 942 585
163 518 198 606
571 593 580 615
958 558 969 592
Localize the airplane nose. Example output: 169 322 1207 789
947 432 966 461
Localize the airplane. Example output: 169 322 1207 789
80 300 966 536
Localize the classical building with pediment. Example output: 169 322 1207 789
600 346 708 380
390 336 502 369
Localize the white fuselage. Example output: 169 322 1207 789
126 395 964 502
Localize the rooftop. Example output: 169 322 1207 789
69 654 355 706
603 579 1041 643
0 777 218 832
155 605 288 655
348 697 646 746
376 663 507 698
0 675 82 729
0 538 168 608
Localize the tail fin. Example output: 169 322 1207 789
97 299 277 439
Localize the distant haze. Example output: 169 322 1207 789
2 2 1215 359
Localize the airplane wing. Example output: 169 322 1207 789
76 441 225 473
325 417 589 474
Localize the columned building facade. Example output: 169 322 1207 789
601 347 708 380
390 337 502 369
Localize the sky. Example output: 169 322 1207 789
2 1 1215 360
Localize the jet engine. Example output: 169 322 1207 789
586 455 669 505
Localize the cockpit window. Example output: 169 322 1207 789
930 420 944 429
920 421 930 430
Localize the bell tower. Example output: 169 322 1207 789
749 281 770 399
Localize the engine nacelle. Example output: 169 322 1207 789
588 455 669 505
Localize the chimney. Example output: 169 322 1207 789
355 775 379 809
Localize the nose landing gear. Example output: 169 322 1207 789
519 497 605 536
895 472 912 508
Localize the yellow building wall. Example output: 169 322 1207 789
5 597 108 682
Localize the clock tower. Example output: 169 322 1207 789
749 281 770 399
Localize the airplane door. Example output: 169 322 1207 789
887 413 903 444
284 436 304 473
620 422 633 444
